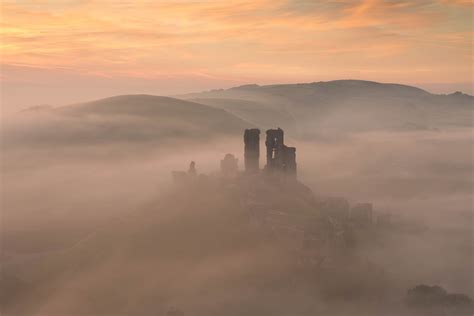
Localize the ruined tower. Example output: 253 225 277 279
265 128 284 171
244 128 260 173
282 146 297 177
264 128 297 178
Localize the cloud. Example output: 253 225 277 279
0 0 472 110
441 0 474 6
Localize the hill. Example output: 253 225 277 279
5 169 471 316
1 173 387 316
178 80 473 136
11 81 472 149
9 95 253 148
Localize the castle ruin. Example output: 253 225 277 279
244 128 260 173
244 127 297 177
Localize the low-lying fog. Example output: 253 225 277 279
1 88 473 315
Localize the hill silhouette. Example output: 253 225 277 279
10 95 253 147
179 80 473 136
12 80 472 149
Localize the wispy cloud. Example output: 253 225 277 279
0 0 472 86
441 0 474 6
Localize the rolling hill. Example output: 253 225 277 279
8 95 254 148
178 80 473 137
11 80 472 149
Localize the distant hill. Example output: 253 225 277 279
10 81 472 149
62 94 255 137
178 80 473 136
10 95 253 147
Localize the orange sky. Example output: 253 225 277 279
1 0 473 109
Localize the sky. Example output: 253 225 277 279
1 0 473 111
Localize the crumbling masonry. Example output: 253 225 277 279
244 127 297 177
265 128 297 177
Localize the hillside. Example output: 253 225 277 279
5 168 472 316
1 173 386 316
178 80 473 136
11 81 472 149
8 95 253 148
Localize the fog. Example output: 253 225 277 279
1 85 473 315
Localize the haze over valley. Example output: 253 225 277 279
2 79 473 315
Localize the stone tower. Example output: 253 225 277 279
244 128 260 173
265 128 284 171
264 128 297 178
